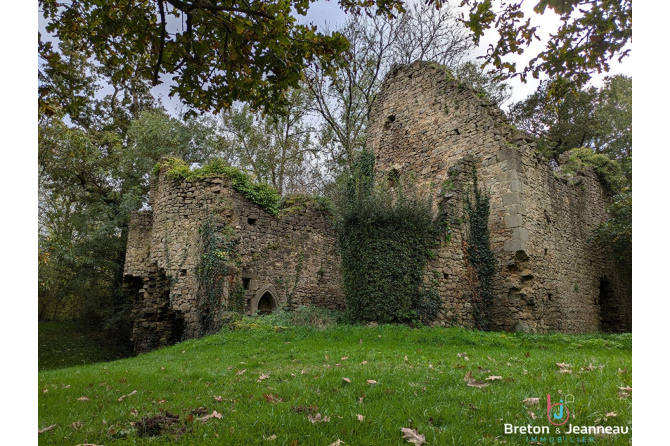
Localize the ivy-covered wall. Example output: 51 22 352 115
367 61 631 333
125 61 631 353
124 161 343 353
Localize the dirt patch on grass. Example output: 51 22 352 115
136 412 181 437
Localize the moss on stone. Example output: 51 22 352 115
154 158 282 216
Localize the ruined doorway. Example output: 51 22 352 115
257 291 277 314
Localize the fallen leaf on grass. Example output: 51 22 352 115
77 396 89 401
198 410 223 422
523 397 540 406
581 363 596 371
618 387 632 398
264 434 277 441
605 412 617 417
367 380 377 384
357 414 365 421
38 424 57 434
558 369 573 374
464 372 489 388
70 421 84 430
258 373 270 381
236 369 246 376
329 440 344 446
130 408 138 417
556 362 572 369
263 393 284 403
485 376 503 381
118 390 137 402
361 360 368 365
214 396 223 402
342 377 351 383
308 413 330 423
341 356 348 360
528 411 536 420
401 427 426 445
457 352 470 361
358 396 365 404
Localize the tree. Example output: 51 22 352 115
38 43 221 338
39 0 349 115
458 0 632 95
306 3 472 173
218 88 320 194
453 60 512 107
41 1 632 118
508 75 631 177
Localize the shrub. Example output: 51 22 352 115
154 157 281 215
564 147 626 193
334 150 444 324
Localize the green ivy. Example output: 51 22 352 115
563 147 626 193
154 158 281 216
592 186 631 267
195 215 238 334
463 167 496 331
334 150 444 324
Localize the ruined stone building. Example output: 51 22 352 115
124 61 631 353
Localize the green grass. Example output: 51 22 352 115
39 322 131 371
38 318 632 445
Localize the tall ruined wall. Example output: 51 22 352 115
124 168 343 353
367 61 631 333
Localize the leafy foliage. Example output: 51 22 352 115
334 150 444 324
38 43 219 341
453 61 512 107
460 0 632 94
593 187 631 267
307 4 472 174
508 76 632 177
156 158 282 216
561 147 626 193
463 168 495 331
219 89 321 195
40 0 349 114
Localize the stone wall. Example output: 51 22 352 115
124 60 631 353
367 61 631 333
124 168 343 353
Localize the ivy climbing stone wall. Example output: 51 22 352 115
125 61 631 353
367 61 631 333
124 166 343 353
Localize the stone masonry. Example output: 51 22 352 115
124 61 631 353
123 173 343 353
367 61 631 333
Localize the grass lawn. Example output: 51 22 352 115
39 322 132 371
38 317 632 445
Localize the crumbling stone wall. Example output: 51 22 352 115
124 168 343 353
367 61 631 333
124 61 631 353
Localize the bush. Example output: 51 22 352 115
154 158 282 215
334 150 444 324
564 147 626 193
